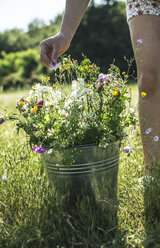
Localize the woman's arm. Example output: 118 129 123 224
40 0 90 68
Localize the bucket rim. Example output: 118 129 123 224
43 139 121 151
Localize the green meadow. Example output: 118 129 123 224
1 83 160 248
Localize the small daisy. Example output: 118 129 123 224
145 128 152 135
154 136 159 142
1 175 8 180
137 39 143 44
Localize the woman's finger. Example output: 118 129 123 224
40 44 51 68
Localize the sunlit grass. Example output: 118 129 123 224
1 84 160 248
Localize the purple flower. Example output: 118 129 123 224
122 146 134 152
36 99 44 109
63 57 67 61
93 101 99 105
1 175 8 180
0 117 5 125
96 82 104 91
104 74 112 82
131 128 135 134
50 62 62 70
137 39 143 44
98 77 105 82
32 146 47 154
114 83 121 88
98 73 111 82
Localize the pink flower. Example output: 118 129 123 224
36 99 44 109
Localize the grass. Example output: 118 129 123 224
1 83 160 248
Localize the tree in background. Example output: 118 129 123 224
69 1 135 73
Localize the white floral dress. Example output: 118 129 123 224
126 0 160 22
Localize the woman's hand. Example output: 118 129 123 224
40 32 71 68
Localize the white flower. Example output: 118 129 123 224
130 107 134 113
82 87 89 95
46 108 51 114
55 90 62 98
47 149 53 154
72 80 78 90
154 136 159 142
34 83 41 89
29 90 34 96
59 109 68 117
50 62 62 70
77 78 85 86
64 99 73 109
44 101 50 106
145 128 152 135
71 89 80 100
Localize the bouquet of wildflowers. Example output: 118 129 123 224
2 56 137 153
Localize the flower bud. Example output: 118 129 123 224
36 99 44 109
96 82 104 91
0 117 5 125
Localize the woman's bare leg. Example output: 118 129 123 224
128 15 160 175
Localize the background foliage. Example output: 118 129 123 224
0 1 135 90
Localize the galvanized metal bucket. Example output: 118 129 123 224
43 140 120 230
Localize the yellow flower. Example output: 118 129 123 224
85 84 91 88
112 90 120 97
32 106 38 112
49 103 54 108
47 77 50 81
20 101 25 105
122 71 126 75
41 76 47 82
141 91 147 97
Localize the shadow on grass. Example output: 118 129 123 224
44 172 127 247
38 196 127 248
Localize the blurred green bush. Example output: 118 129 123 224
0 49 44 90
